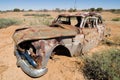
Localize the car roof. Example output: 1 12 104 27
58 12 101 18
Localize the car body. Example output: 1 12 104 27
13 12 105 77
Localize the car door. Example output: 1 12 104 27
81 17 100 53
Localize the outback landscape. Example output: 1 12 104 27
0 10 120 80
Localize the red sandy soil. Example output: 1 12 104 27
0 26 85 80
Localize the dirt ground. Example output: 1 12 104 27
0 12 120 80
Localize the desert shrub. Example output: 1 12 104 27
28 9 33 12
110 9 116 13
96 8 103 12
23 14 50 17
54 8 61 12
13 8 21 12
82 9 89 12
109 9 120 14
0 18 21 29
113 11 120 14
68 8 77 12
111 18 120 21
83 48 120 80
89 8 95 12
0 11 7 14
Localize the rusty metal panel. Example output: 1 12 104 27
82 28 100 53
13 25 77 45
12 12 106 78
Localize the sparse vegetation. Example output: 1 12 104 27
54 8 61 12
23 13 51 17
13 8 21 12
28 9 33 12
83 48 120 80
0 18 21 29
96 8 103 12
42 9 49 12
112 17 120 21
33 17 53 26
68 8 77 12
89 7 103 12
109 9 120 14
23 13 53 26
90 8 95 12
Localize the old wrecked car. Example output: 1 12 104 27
12 12 105 77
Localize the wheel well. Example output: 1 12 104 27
52 45 71 57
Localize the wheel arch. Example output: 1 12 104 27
51 44 71 57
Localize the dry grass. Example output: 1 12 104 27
83 48 120 80
0 18 21 29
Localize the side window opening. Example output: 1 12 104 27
98 16 103 25
84 18 90 28
90 18 97 28
84 17 97 28
75 17 82 27
57 16 70 25
58 16 66 21
70 17 77 26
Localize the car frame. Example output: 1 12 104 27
13 12 105 77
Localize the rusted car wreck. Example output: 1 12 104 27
13 12 105 77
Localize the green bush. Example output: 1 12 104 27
23 14 51 17
96 8 103 12
0 18 21 29
112 18 120 21
89 8 95 12
13 8 21 12
83 48 120 80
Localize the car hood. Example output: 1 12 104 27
13 24 78 45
